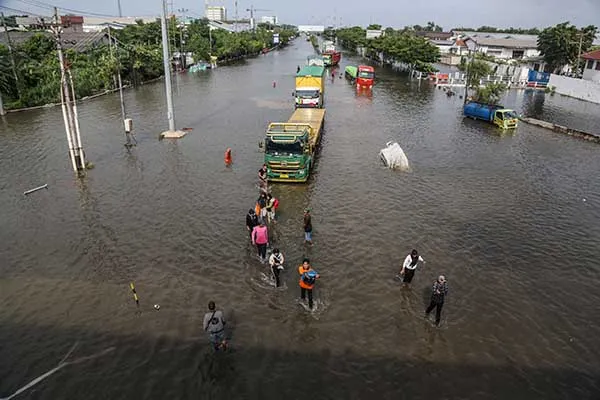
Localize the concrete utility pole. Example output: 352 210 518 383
117 0 123 17
0 91 5 116
159 0 184 139
51 7 87 173
575 31 584 76
1 12 20 98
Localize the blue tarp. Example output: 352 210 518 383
528 69 550 83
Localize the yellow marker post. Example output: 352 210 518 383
129 282 139 307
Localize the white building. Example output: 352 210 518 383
206 6 226 22
581 49 600 83
261 16 278 25
463 35 539 60
83 16 157 32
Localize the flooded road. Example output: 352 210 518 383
1 39 600 399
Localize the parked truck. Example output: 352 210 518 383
463 101 518 129
263 108 326 183
294 65 325 108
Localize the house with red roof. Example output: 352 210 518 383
582 49 600 83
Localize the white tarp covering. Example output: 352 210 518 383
380 141 409 170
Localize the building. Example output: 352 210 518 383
15 15 84 32
206 6 227 22
415 31 453 41
581 49 600 83
260 16 278 25
463 35 539 60
82 16 157 32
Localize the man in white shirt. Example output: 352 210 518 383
399 249 425 286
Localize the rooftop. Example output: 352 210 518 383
581 49 600 61
465 35 538 49
415 31 453 40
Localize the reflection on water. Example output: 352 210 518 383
1 40 600 399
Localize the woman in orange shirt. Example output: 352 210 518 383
298 258 319 309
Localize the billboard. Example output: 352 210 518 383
273 33 280 44
366 30 383 39
297 25 325 33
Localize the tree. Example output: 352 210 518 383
459 58 492 88
474 83 507 105
537 22 598 73
367 24 382 31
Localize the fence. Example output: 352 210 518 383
548 74 600 104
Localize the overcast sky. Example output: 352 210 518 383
3 0 599 29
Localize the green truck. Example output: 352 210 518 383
263 108 326 183
294 65 325 108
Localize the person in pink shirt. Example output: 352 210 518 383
252 221 269 262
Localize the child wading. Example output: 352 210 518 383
298 258 319 309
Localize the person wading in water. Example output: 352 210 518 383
252 221 269 262
303 208 313 246
399 249 425 287
246 209 258 239
268 248 285 287
203 301 227 351
298 258 319 309
426 275 448 326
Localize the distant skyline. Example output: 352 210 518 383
2 0 599 30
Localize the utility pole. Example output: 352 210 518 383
51 7 86 172
0 91 5 116
1 12 20 98
108 26 134 146
159 0 184 138
117 0 123 17
575 30 584 76
234 0 238 32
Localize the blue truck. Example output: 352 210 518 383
463 101 518 129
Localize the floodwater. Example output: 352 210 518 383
1 39 600 400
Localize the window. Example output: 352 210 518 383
596 61 600 71
587 60 594 69
512 50 524 59
266 140 303 155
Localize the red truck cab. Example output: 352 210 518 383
356 65 375 89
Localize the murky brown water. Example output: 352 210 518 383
1 39 600 400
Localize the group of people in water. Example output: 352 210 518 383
202 165 449 351
397 249 449 326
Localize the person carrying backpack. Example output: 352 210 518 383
246 209 258 239
298 258 320 309
268 248 285 287
203 301 227 351
266 194 276 224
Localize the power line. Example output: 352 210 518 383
0 5 45 17
13 0 121 18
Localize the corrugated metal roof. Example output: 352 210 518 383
297 65 325 77
466 36 538 49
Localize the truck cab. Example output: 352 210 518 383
294 88 322 108
492 109 519 129
264 124 313 182
356 65 375 89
